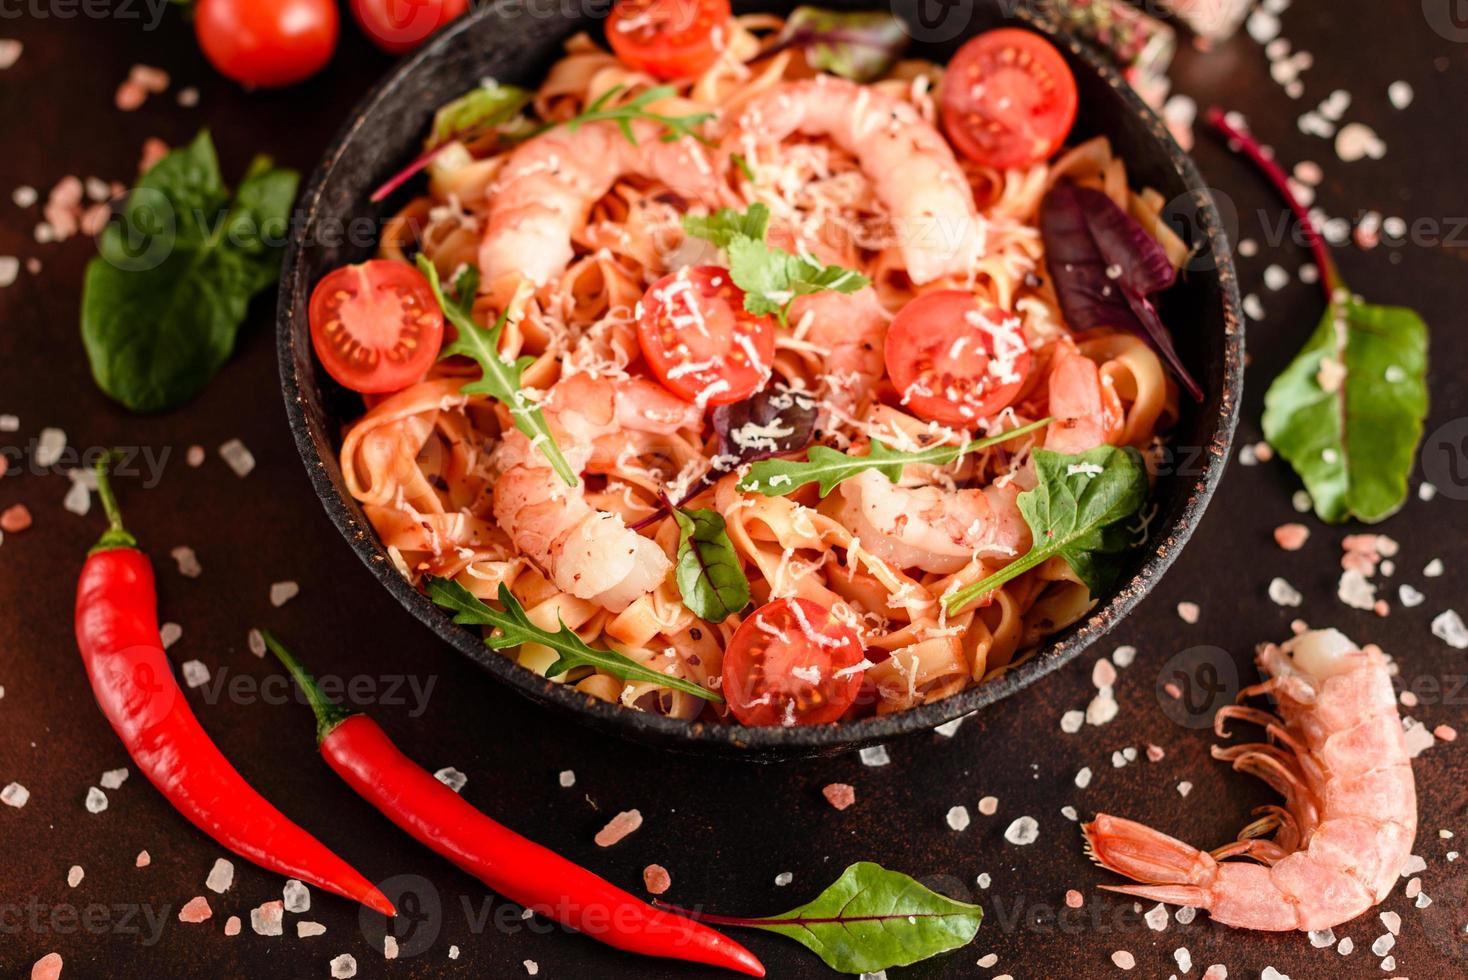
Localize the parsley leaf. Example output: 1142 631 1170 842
941 445 1149 614
682 204 869 326
739 418 1053 498
417 256 577 487
427 578 721 702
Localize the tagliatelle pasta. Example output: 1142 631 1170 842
332 14 1181 725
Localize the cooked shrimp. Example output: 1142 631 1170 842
479 117 725 298
724 77 983 284
789 287 887 416
833 469 1030 575
1084 628 1418 931
1044 345 1124 454
491 373 702 612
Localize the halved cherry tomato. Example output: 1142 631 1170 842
884 290 1031 427
350 0 469 56
195 0 338 89
606 0 732 81
308 260 444 394
941 28 1078 170
722 598 865 727
637 266 775 407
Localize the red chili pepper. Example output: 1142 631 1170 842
76 455 395 918
264 632 765 977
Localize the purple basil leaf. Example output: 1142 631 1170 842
1040 183 1203 401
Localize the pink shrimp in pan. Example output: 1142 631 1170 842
1084 628 1418 931
479 115 726 298
1044 345 1124 454
724 77 984 284
491 373 701 612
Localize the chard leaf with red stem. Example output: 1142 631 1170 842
370 81 532 203
1209 109 1429 523
1040 182 1203 401
657 861 982 973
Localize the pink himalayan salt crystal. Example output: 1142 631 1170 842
642 865 671 895
1111 950 1136 970
1164 681 1182 699
80 203 110 237
32 953 63 980
1435 725 1458 741
822 783 856 810
224 916 241 937
45 175 83 239
115 80 146 111
1146 744 1165 762
1374 600 1390 617
595 809 643 847
178 896 212 924
129 64 170 93
1064 889 1083 908
1203 966 1228 980
1 504 32 533
140 138 169 174
1274 523 1310 550
135 850 150 868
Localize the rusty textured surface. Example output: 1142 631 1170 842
1 4 1466 979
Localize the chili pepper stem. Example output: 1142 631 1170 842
1205 108 1342 298
90 451 138 554
260 631 355 745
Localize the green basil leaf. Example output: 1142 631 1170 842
419 256 578 487
81 130 298 413
740 418 1053 498
942 445 1149 613
672 508 750 621
426 578 721 703
765 7 910 83
732 862 981 973
429 80 533 148
1262 293 1429 523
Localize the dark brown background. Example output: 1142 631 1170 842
2 2 1466 978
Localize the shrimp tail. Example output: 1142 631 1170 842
1082 814 1218 886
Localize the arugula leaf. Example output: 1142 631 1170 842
754 7 910 83
81 130 298 413
672 508 751 621
417 255 577 487
427 578 720 702
739 418 1053 498
1262 293 1428 523
1040 183 1202 402
682 204 868 325
942 445 1149 613
668 862 981 973
559 84 715 146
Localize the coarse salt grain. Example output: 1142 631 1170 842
1435 724 1457 741
1243 293 1265 321
186 445 205 467
1338 935 1354 954
247 629 267 657
977 953 998 968
1336 122 1386 162
1337 569 1376 610
1003 816 1038 845
946 806 971 831
1060 709 1084 733
596 809 643 847
1177 781 1193 797
558 769 576 788
1174 947 1192 972
329 954 357 978
859 745 890 767
1268 577 1303 607
976 873 991 889
1419 481 1437 501
205 858 234 893
1 504 33 533
284 878 311 913
1202 966 1227 980
135 850 150 867
298 921 326 938
100 768 128 790
1388 81 1413 109
218 438 255 477
1292 490 1312 513
0 414 17 431
449 946 460 959
160 623 182 649
1371 933 1394 956
434 767 467 793
1398 584 1424 607
1111 950 1136 970
36 427 66 467
0 256 18 288
85 787 107 813
252 901 284 936
1175 905 1197 924
643 864 671 894
1274 523 1309 550
1145 903 1170 931
384 936 398 959
1085 688 1118 726
63 476 91 516
224 915 241 936
1112 645 1136 668
978 795 998 816
181 660 210 688
31 954 62 980
1064 889 1082 908
1424 558 1444 577
171 546 202 578
524 960 538 976
1431 610 1468 649
933 715 966 737
1146 744 1165 762
775 871 793 886
1177 602 1200 624
822 783 855 810
1074 767 1092 789
1263 264 1289 290
1092 659 1117 689
1308 928 1336 947
1380 910 1401 935
179 896 212 923
67 865 84 888
269 581 299 607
